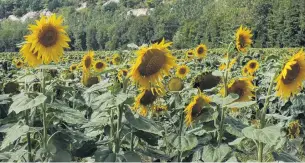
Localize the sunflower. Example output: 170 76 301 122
117 69 129 82
152 105 167 114
192 72 221 91
287 120 301 139
20 43 43 67
112 54 121 65
185 50 195 60
184 92 211 126
275 49 305 99
176 65 190 78
69 63 78 72
168 77 184 91
82 51 94 72
195 44 208 58
220 77 255 102
15 60 24 68
25 14 70 64
82 73 101 88
245 60 259 75
94 60 107 73
242 66 249 76
129 39 176 89
133 88 160 116
235 25 253 53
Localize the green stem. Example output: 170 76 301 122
177 110 184 162
115 106 123 153
25 110 32 162
258 73 277 162
41 69 48 151
109 108 114 151
130 128 134 152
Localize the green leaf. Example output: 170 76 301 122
242 125 282 146
123 151 142 162
225 116 248 137
228 137 245 146
84 80 112 94
36 65 57 70
168 133 198 152
94 147 116 162
226 101 256 108
125 110 163 136
211 93 239 106
202 144 232 162
212 70 223 77
1 124 29 150
9 93 47 114
272 152 300 162
51 102 87 124
115 92 128 106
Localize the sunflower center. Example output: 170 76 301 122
197 47 204 54
122 70 128 76
193 73 221 90
84 56 92 69
188 52 193 56
39 25 58 47
140 90 157 106
239 35 246 48
179 68 186 75
138 49 166 76
191 98 205 118
17 62 22 66
71 65 76 70
234 87 244 98
96 62 104 69
282 63 300 85
249 62 256 69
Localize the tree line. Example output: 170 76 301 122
0 0 304 52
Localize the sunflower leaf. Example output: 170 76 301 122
168 133 198 152
242 125 282 146
202 144 232 162
9 93 47 114
226 101 256 108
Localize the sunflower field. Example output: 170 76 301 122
0 13 305 163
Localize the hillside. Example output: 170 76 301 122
0 0 304 52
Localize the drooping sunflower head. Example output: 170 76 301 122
275 49 305 100
25 14 70 64
184 92 211 126
82 74 101 88
20 43 43 67
192 72 221 91
185 49 195 60
195 44 208 58
94 60 107 73
221 77 255 102
112 54 121 65
176 65 190 79
287 120 301 139
133 88 160 116
245 60 259 75
69 63 78 72
129 39 176 88
242 66 249 76
117 69 129 82
82 51 94 71
168 77 184 92
15 60 24 68
235 25 253 53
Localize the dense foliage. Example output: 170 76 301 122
0 0 305 52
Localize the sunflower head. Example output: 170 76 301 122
133 88 161 116
275 49 305 100
20 43 42 67
219 57 237 71
94 60 107 72
82 75 101 88
235 25 253 53
245 60 259 75
176 65 190 79
112 54 121 65
15 60 24 68
117 69 129 82
3 82 20 94
192 72 221 91
287 120 301 139
184 92 211 126
69 63 78 72
242 66 249 76
82 51 94 71
129 39 176 89
185 49 195 60
25 14 70 64
220 77 255 102
168 77 184 92
195 44 208 58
